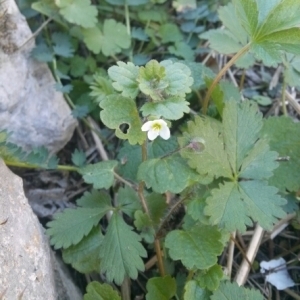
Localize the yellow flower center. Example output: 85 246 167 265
152 123 162 131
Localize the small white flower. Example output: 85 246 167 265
141 119 170 141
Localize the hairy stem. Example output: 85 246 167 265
202 43 251 115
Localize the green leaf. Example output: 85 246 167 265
46 203 111 249
108 62 139 99
62 227 102 274
31 44 53 62
84 282 121 300
205 181 286 232
79 160 118 189
137 154 198 193
82 20 130 56
90 73 115 104
211 281 263 300
184 281 211 300
134 210 155 243
32 0 62 22
57 0 97 28
70 56 87 77
159 23 183 43
261 116 300 192
165 224 223 270
146 276 176 300
99 213 147 284
71 149 86 167
117 186 142 218
77 190 111 208
52 32 74 57
100 95 145 145
179 116 232 179
141 96 190 120
223 101 263 174
196 264 223 291
117 137 178 181
146 193 168 226
168 41 194 61
137 60 193 101
105 0 148 5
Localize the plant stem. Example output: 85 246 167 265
138 141 166 277
202 43 251 115
4 160 79 172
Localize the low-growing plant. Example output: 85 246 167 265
2 0 300 299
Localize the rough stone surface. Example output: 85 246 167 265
0 0 77 153
0 159 57 299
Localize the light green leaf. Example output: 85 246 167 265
100 95 145 145
84 282 121 300
223 101 263 174
62 227 102 274
32 0 62 23
108 62 139 99
105 0 148 5
137 155 198 193
47 205 111 249
211 281 263 300
79 161 118 189
165 225 223 270
137 60 193 101
90 73 115 104
141 96 190 120
159 23 183 43
184 281 211 300
261 116 300 192
146 276 176 300
57 0 97 28
187 197 209 224
205 181 286 232
201 29 242 54
117 186 141 218
168 41 194 61
179 116 232 179
82 20 130 56
134 210 155 243
99 213 147 284
197 265 223 291
71 149 86 167
76 190 111 208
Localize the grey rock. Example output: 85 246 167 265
0 0 77 154
0 159 57 299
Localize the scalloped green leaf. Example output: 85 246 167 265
84 282 121 300
261 116 300 192
179 116 232 179
76 190 111 208
211 281 263 300
57 0 97 28
90 73 115 104
184 281 211 300
79 160 118 189
137 154 198 193
99 213 147 284
165 225 223 270
141 96 190 120
146 276 176 300
46 204 111 249
196 264 223 291
204 181 286 232
134 210 155 243
100 95 145 145
117 186 142 218
82 19 130 56
62 227 102 274
108 62 139 99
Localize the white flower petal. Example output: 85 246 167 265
148 129 159 140
141 121 153 131
159 125 170 140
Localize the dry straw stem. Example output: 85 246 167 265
285 90 300 116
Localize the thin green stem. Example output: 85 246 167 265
138 141 166 277
124 1 133 62
202 43 251 115
4 160 79 172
